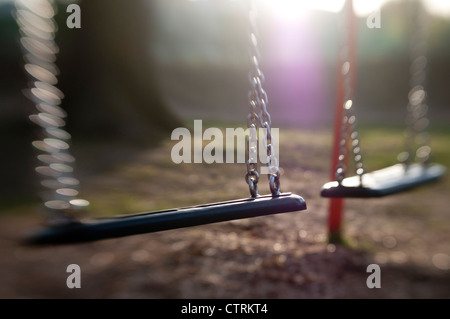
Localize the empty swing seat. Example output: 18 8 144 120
26 193 306 245
321 163 446 198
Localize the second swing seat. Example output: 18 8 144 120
321 163 446 198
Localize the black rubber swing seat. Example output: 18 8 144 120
26 193 306 245
321 163 446 198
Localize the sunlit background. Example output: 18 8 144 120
2 0 450 122
0 0 449 199
149 0 450 126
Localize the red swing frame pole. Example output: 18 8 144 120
328 0 356 243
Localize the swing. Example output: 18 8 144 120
321 0 445 198
17 0 306 245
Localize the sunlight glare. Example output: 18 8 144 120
262 0 345 21
353 0 388 16
423 0 450 18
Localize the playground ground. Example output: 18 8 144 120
0 125 449 299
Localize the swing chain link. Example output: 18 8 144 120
400 2 431 166
14 0 89 225
335 12 366 185
246 0 280 197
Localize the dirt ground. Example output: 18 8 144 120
0 129 449 299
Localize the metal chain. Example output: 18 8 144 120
335 1 365 185
245 0 280 197
399 2 431 166
14 0 89 225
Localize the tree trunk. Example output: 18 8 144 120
0 0 182 204
57 0 182 143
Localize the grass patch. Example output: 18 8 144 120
4 124 449 221
355 124 449 172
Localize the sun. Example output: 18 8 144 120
353 0 388 16
261 0 345 21
261 0 405 20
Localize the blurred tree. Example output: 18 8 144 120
56 0 182 142
0 0 183 205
